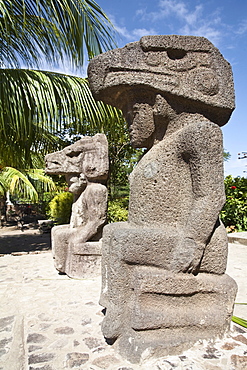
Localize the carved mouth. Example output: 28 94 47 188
105 70 179 88
108 66 175 77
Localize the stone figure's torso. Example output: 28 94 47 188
70 183 108 230
70 193 87 228
128 121 224 229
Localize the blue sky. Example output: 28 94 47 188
54 0 247 177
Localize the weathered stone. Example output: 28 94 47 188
0 337 12 349
92 355 120 369
88 35 237 363
28 345 43 352
29 366 53 370
45 134 108 279
233 334 247 345
221 342 240 350
232 324 246 334
83 336 104 349
0 337 12 356
54 326 74 335
28 352 55 364
202 346 220 359
65 352 89 367
27 333 46 343
231 354 247 370
0 315 15 331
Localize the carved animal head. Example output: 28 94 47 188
45 134 108 182
88 35 235 126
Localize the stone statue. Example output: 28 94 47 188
88 35 237 362
45 134 108 279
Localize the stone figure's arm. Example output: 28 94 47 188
181 121 225 272
75 183 108 243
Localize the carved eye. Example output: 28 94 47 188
167 48 187 60
67 150 81 158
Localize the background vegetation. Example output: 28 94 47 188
221 175 247 232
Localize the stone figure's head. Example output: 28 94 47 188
88 35 235 148
45 134 109 192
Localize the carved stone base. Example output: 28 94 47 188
102 265 237 363
66 242 102 279
51 224 101 279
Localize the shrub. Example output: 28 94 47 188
48 192 73 224
221 175 247 232
107 197 129 223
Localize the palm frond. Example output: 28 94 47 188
1 166 57 202
0 68 123 167
232 315 247 328
26 169 57 193
0 172 7 195
0 0 116 68
2 167 39 202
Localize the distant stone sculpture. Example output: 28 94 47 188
45 134 108 279
88 35 237 362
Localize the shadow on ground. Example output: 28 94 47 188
0 229 51 254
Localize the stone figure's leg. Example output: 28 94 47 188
100 223 187 340
51 225 71 273
100 222 132 340
199 218 228 274
64 240 102 279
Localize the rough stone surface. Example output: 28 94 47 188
27 333 47 343
28 352 55 364
45 134 108 279
92 354 120 369
0 244 246 369
88 35 237 363
65 352 89 367
54 326 74 335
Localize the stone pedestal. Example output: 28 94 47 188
52 224 102 279
100 222 237 362
120 269 237 362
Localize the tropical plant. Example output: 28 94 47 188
0 0 119 168
0 167 56 201
221 175 247 232
0 0 116 69
0 69 123 168
0 0 129 205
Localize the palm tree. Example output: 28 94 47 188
0 0 123 202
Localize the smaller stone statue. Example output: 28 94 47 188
45 134 108 278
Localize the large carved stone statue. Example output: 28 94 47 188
88 35 237 362
45 134 108 279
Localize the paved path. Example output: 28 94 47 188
0 230 246 369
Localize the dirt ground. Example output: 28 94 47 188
0 225 51 254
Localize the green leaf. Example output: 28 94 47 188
0 69 123 168
232 315 247 328
0 0 117 68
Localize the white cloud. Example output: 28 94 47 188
110 14 157 43
132 28 157 38
181 24 222 46
136 0 223 45
139 0 202 24
236 20 247 35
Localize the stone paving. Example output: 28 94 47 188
0 229 246 369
